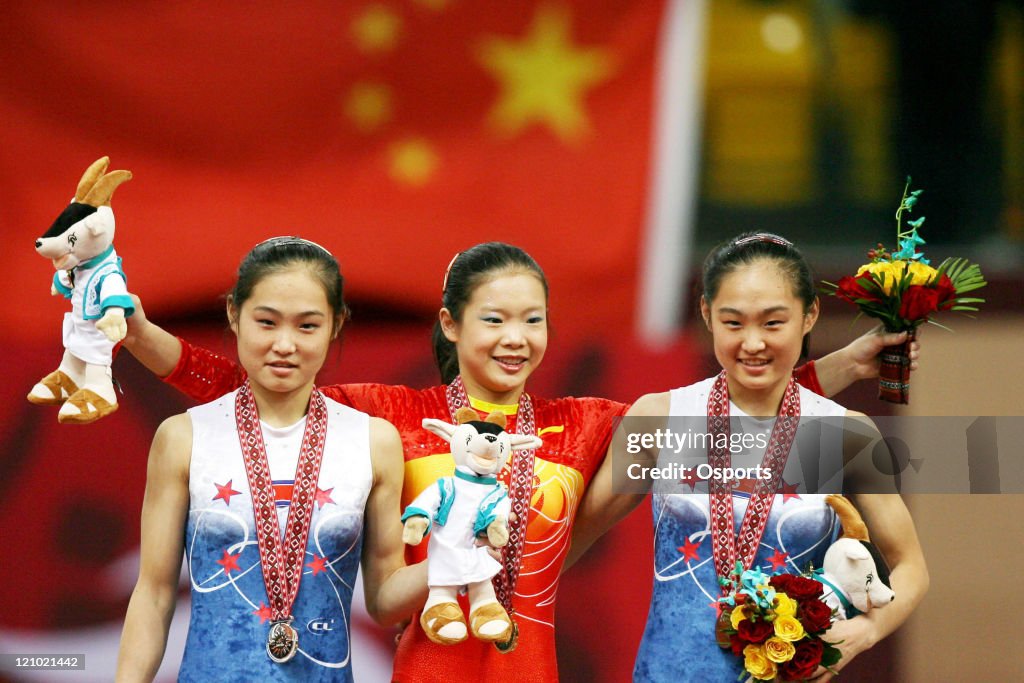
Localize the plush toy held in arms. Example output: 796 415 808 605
402 407 542 646
27 157 134 424
818 494 895 619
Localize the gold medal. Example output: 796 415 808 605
267 620 299 663
493 618 519 654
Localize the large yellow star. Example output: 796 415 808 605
476 5 614 143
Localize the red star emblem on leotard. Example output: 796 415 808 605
780 480 801 503
253 602 273 624
314 486 335 509
306 555 329 576
677 537 702 563
766 549 789 572
217 549 241 574
213 480 242 505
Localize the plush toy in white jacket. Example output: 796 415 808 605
402 407 542 646
818 494 896 619
28 157 134 424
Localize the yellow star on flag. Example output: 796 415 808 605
352 4 402 54
476 5 614 143
389 138 439 186
344 81 393 132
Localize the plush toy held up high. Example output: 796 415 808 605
27 157 134 424
818 494 895 619
402 407 543 646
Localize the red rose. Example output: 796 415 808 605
835 274 880 304
935 273 957 309
770 573 794 592
729 633 745 656
737 618 774 644
779 638 824 681
798 599 833 634
782 575 824 602
899 284 941 321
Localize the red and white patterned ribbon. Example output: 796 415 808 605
446 376 535 613
707 371 800 585
235 381 328 621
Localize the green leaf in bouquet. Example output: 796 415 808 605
820 642 843 668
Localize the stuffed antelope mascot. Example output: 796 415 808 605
28 157 134 424
403 407 543 645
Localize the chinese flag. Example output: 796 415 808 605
1 2 689 681
2 1 668 341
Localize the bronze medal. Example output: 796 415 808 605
266 620 300 663
714 607 734 649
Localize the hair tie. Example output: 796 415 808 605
731 233 793 248
442 251 461 294
255 236 334 258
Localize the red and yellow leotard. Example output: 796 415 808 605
163 339 625 682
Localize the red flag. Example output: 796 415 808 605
2 3 702 681
2 1 667 341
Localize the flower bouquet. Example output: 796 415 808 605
715 564 841 682
822 179 986 403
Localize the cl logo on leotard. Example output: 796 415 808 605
307 618 335 634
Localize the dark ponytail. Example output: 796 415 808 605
432 242 548 383
702 232 816 358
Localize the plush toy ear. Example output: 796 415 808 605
838 539 872 562
826 494 870 541
75 157 110 202
422 417 458 442
484 410 507 430
508 434 543 451
82 169 132 207
455 407 479 425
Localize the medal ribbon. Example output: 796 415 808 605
707 370 800 585
446 376 536 613
235 381 328 621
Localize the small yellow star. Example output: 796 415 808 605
476 5 614 143
389 138 439 186
344 82 393 132
352 4 402 54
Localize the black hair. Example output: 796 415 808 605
432 242 548 384
701 232 816 358
227 237 350 333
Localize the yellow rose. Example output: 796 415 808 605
743 644 779 681
730 604 749 630
773 592 797 618
907 260 939 285
764 636 797 663
856 260 906 295
773 615 806 642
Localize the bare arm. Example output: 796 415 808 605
813 328 920 397
812 411 929 680
564 392 669 571
360 417 429 626
121 295 183 377
115 414 192 682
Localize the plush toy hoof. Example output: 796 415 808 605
469 602 512 642
27 371 79 406
58 389 118 424
420 602 467 645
